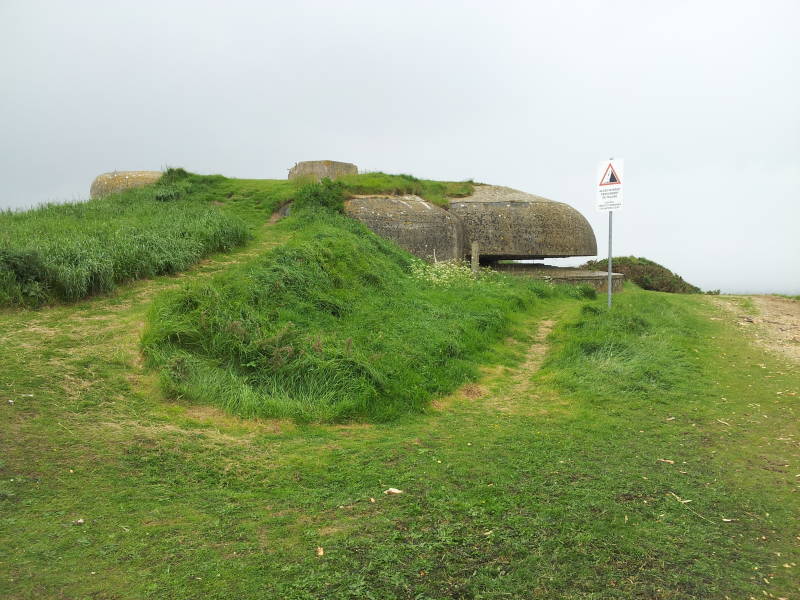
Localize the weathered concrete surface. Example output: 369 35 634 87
344 195 463 261
90 171 162 198
493 263 624 292
449 185 597 260
288 160 357 181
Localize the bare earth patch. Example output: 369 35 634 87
713 295 800 363
432 318 558 414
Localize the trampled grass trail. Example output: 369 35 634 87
1 263 798 597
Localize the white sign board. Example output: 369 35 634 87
596 158 624 211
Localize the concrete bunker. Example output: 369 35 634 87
344 195 463 262
90 170 162 198
288 160 357 181
448 185 597 262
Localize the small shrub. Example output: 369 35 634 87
583 256 701 294
293 178 346 212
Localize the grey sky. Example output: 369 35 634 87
2 0 798 293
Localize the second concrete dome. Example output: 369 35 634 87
449 185 597 261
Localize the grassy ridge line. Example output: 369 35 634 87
335 172 474 207
0 177 250 307
0 170 474 307
142 205 595 422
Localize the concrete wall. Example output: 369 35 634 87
344 195 463 261
449 185 597 260
493 264 625 292
288 160 357 181
90 171 162 198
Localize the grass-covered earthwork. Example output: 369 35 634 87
142 203 594 423
0 174 249 307
336 171 474 207
0 170 474 307
2 171 798 599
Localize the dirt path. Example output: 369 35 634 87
713 295 800 363
510 319 555 394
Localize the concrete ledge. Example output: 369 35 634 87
288 160 357 181
493 264 625 293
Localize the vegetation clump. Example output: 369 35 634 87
0 178 250 307
583 256 701 294
336 171 474 207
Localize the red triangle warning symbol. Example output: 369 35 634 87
599 163 621 186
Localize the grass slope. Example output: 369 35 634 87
142 205 593 422
1 282 797 598
0 189 249 307
584 256 702 294
0 170 473 307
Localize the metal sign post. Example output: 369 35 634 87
607 211 613 308
596 158 624 307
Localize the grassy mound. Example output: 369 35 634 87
0 169 477 308
583 256 701 293
142 204 594 422
0 177 250 307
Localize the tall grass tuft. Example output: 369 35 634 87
542 288 704 409
0 179 250 306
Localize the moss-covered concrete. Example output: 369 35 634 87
288 160 357 181
90 171 162 198
344 195 462 261
449 185 597 260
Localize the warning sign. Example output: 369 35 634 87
596 159 624 211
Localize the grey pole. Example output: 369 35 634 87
607 211 613 308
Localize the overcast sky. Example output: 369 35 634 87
1 0 798 293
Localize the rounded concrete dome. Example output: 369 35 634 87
448 185 597 260
90 171 162 198
344 195 463 261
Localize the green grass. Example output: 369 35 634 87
2 171 798 598
336 172 474 207
2 279 797 598
584 256 702 293
142 206 593 423
775 294 800 301
0 176 251 306
0 170 474 307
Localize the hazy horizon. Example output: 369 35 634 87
1 0 798 294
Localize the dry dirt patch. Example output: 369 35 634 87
714 295 800 363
